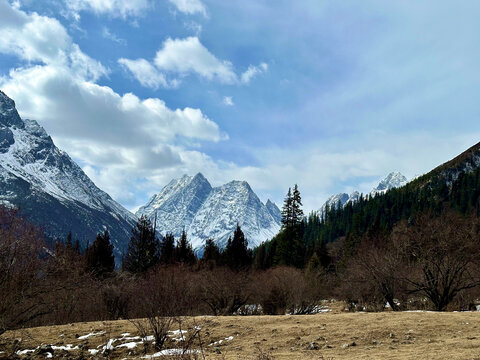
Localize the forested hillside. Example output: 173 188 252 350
255 142 480 270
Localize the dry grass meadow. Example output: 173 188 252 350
2 302 480 359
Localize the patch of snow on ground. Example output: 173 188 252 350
209 336 235 346
143 349 199 358
16 349 35 355
51 344 79 351
117 342 138 349
78 331 105 340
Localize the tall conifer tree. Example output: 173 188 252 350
85 230 115 277
123 215 160 273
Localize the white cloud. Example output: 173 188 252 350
154 37 238 84
222 96 234 106
0 1 107 81
121 37 267 88
241 62 268 84
0 1 227 207
168 0 206 16
64 0 150 19
102 27 126 45
118 58 170 89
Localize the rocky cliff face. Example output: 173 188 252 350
0 91 136 258
136 174 281 250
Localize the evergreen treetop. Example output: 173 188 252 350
123 215 160 273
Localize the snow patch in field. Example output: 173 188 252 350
51 344 79 351
16 349 35 355
143 349 199 358
117 341 138 349
209 335 235 346
78 331 105 340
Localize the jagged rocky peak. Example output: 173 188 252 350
266 199 282 223
370 172 408 196
138 174 281 250
318 173 408 218
136 172 213 238
0 90 23 128
0 90 136 258
318 191 359 219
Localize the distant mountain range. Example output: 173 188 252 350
317 172 408 219
6 89 477 260
0 91 135 258
136 173 282 251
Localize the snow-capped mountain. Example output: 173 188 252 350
318 172 408 218
317 191 360 220
136 174 281 250
369 172 408 197
0 91 136 257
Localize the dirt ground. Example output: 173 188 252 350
2 302 480 359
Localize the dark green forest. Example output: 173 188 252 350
255 160 480 271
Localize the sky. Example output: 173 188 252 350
1 0 480 213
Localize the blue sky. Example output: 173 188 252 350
1 0 480 212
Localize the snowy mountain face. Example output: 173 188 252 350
0 91 136 258
318 172 408 219
136 174 281 250
317 191 359 220
369 172 408 197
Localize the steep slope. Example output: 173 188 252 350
370 172 408 196
318 192 359 220
188 181 280 249
410 141 480 188
136 173 212 238
266 199 282 223
137 174 281 250
0 91 135 257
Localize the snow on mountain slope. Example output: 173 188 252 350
318 172 408 218
318 191 359 220
136 173 212 236
370 172 408 197
0 90 135 256
266 199 282 223
137 174 281 250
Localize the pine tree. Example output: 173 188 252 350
160 233 175 265
123 215 160 273
175 229 196 265
202 238 221 267
292 184 304 226
223 224 252 270
275 185 306 267
85 230 115 277
281 188 293 228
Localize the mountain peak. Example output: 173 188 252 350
138 175 280 250
371 172 408 196
0 91 135 259
0 90 23 128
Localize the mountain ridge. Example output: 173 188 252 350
318 172 408 219
136 173 281 250
0 90 136 258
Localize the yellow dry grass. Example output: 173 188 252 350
2 303 480 359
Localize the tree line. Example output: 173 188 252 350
2 166 480 336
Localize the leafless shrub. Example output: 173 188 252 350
252 267 323 315
0 207 54 334
393 211 480 311
339 235 408 312
197 267 251 315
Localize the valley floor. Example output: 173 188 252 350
2 304 480 359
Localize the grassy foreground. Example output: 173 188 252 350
2 304 480 359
